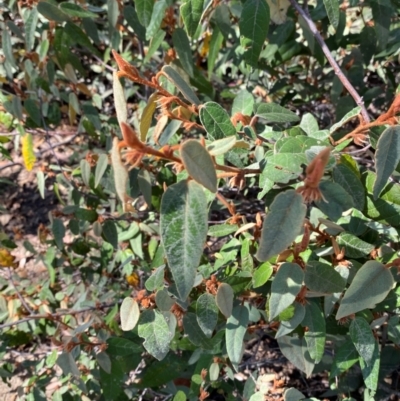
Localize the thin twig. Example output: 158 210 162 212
289 0 370 123
0 302 118 331
8 268 34 315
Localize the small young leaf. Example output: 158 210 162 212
276 303 305 338
120 297 140 331
226 304 250 369
252 262 273 288
94 154 108 188
336 261 394 320
216 283 234 318
180 0 204 37
269 263 304 320
181 139 217 192
256 190 306 262
196 293 218 338
200 101 237 140
160 180 208 301
373 126 400 200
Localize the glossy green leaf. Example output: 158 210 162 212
226 304 250 369
161 65 200 105
199 101 237 140
373 126 400 199
256 190 306 262
172 28 194 77
360 340 380 391
180 0 204 37
252 262 273 288
349 317 375 366
120 297 140 331
173 390 187 401
181 139 217 192
333 164 365 210
24 8 39 52
303 301 326 363
304 261 346 294
323 0 340 29
336 233 374 259
196 293 218 338
255 103 300 123
102 220 118 249
269 263 304 320
160 180 208 301
113 71 127 126
94 154 108 188
146 0 168 40
37 1 70 22
371 0 392 51
239 0 270 66
135 0 154 27
216 283 234 318
183 313 213 349
276 303 305 339
138 310 172 360
277 336 315 377
59 2 98 18
52 218 65 250
336 261 394 319
329 339 359 378
316 181 354 220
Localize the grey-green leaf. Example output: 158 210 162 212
303 301 326 363
135 0 154 27
239 0 270 66
304 261 346 294
256 190 306 262
336 261 394 320
373 126 400 200
196 293 218 338
323 0 340 29
52 218 65 250
138 310 172 360
255 103 299 124
199 102 237 140
269 263 304 320
333 164 365 210
181 139 217 192
180 0 204 38
371 0 392 51
172 28 194 77
276 302 305 339
120 297 140 331
94 154 108 188
160 180 208 301
349 317 376 366
216 283 234 318
226 304 250 369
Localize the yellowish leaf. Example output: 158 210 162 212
0 248 17 268
21 133 36 171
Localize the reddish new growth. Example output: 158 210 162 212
296 147 331 203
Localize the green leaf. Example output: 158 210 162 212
146 0 168 40
172 28 194 77
64 22 98 55
239 0 270 66
138 310 172 360
255 103 300 123
59 2 98 18
145 265 165 292
140 93 158 141
373 126 400 199
336 261 394 320
102 220 118 249
37 1 70 22
333 164 365 210
199 101 237 140
300 113 319 136
277 336 315 377
329 339 359 378
303 301 326 363
160 180 208 301
135 0 154 27
276 303 305 338
24 8 39 52
120 297 140 331
232 90 255 116
256 190 306 262
284 388 306 401
216 282 234 318
183 313 214 349
196 293 218 338
138 168 152 208
52 218 65 250
161 65 200 105
262 153 304 184
316 181 354 221
207 136 237 156
336 233 374 259
252 262 273 288
180 0 204 37
173 390 187 401
323 0 340 29
144 29 166 63
99 356 125 401
106 337 142 356
124 5 146 42
349 317 376 366
226 304 250 369
208 28 224 78
94 154 108 188
24 99 42 126
360 340 380 391
371 0 392 51
180 139 217 192
304 261 346 294
96 352 111 374
269 263 304 320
